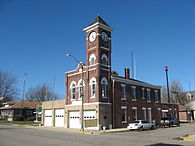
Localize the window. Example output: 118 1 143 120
90 58 95 65
89 54 96 66
78 80 85 99
26 110 33 116
148 108 152 122
142 88 145 99
101 77 108 98
158 108 162 119
132 107 137 121
131 86 136 101
147 89 151 102
142 108 147 121
174 109 177 118
101 54 108 65
121 106 127 123
70 81 76 100
90 78 96 98
14 110 21 116
92 81 96 97
154 90 159 103
121 84 126 100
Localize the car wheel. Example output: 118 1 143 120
151 125 155 130
130 129 134 131
169 123 173 127
139 126 144 131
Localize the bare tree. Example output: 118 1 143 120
0 71 18 102
26 83 58 102
161 86 168 103
111 70 119 76
161 80 188 105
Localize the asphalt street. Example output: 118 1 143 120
0 124 195 146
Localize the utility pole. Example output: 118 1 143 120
165 66 170 103
22 73 27 120
22 73 28 100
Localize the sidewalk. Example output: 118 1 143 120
23 125 129 134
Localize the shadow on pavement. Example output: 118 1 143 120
147 143 183 146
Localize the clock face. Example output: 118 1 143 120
89 31 96 42
101 32 108 42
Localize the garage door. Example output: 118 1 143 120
69 111 80 129
84 110 96 120
55 109 64 127
84 110 97 128
44 110 52 126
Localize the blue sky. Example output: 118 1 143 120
0 0 195 99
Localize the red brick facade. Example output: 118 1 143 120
112 76 179 128
65 16 179 129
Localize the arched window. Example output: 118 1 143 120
101 54 108 65
90 77 96 98
90 58 95 65
78 79 85 99
89 54 96 66
70 81 76 99
101 77 108 98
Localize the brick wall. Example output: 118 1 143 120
112 78 179 128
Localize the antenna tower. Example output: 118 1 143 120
131 48 136 79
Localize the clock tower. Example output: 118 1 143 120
83 16 113 103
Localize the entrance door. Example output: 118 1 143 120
44 110 52 126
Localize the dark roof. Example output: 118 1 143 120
112 75 161 88
89 16 109 27
113 75 149 84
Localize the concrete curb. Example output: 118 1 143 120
19 125 129 135
179 135 195 141
73 129 129 135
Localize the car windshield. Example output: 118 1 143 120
132 121 139 123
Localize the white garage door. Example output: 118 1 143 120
55 109 64 127
44 110 52 126
69 111 80 129
84 110 96 120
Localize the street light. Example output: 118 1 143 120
66 53 85 132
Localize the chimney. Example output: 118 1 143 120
124 68 130 79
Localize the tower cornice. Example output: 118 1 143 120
83 22 113 32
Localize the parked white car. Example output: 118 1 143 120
127 120 155 131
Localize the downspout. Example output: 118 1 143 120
112 78 115 128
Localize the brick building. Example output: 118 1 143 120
42 16 179 129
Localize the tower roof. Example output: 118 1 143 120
89 16 110 27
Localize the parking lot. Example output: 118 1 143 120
0 123 195 146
